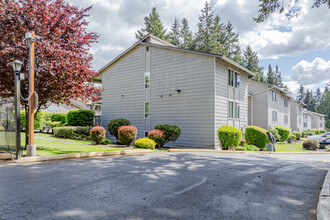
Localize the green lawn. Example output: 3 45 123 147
275 141 314 152
21 133 126 156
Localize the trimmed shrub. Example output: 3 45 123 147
302 139 319 150
312 129 319 135
235 146 246 151
53 126 76 139
245 126 270 150
108 118 130 140
53 126 92 139
148 129 165 147
288 133 296 141
246 145 260 151
118 125 137 146
154 124 181 145
303 129 315 136
67 109 94 126
268 128 281 142
51 113 67 124
50 121 62 128
135 138 156 150
217 125 242 150
275 126 290 141
101 138 112 145
90 126 106 144
319 129 326 134
292 131 302 140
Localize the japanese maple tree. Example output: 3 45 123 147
0 0 101 145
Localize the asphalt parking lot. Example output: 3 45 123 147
0 152 328 220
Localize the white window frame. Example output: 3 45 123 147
272 111 277 121
284 115 288 124
228 68 240 89
144 102 150 119
272 91 277 102
299 117 301 125
145 72 150 89
284 98 288 107
228 101 234 118
235 102 240 119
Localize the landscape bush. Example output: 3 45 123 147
312 129 319 135
303 129 315 136
245 126 270 150
325 146 330 151
217 125 242 150
246 145 260 151
268 128 281 142
101 138 112 145
302 139 319 150
118 125 137 146
20 111 49 131
292 131 302 140
319 129 326 134
288 133 296 141
108 118 130 140
154 124 181 145
51 113 67 124
239 140 246 147
53 126 92 139
67 109 94 126
235 146 246 151
148 129 165 147
275 126 290 141
90 126 106 144
135 138 156 150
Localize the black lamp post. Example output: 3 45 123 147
12 60 23 159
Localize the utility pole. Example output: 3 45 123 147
26 31 36 157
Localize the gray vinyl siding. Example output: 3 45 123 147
149 46 215 148
248 81 268 129
101 45 146 142
290 102 303 131
267 90 291 129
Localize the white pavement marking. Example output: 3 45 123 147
174 177 207 195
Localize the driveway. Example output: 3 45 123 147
0 152 328 220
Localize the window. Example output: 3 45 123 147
272 111 277 121
228 69 239 88
299 106 302 112
284 98 288 107
228 101 240 119
304 122 307 128
272 91 277 101
144 102 150 119
299 117 301 125
304 114 307 119
320 123 323 128
145 72 150 89
145 131 149 137
284 115 288 124
146 46 149 51
235 72 240 88
320 116 323 120
235 103 240 118
228 101 234 118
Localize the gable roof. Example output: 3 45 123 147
248 79 293 99
303 109 326 117
95 34 256 79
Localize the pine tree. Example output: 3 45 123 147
242 45 264 76
266 64 276 85
314 87 322 106
304 89 315 111
222 22 241 61
209 15 226 54
169 18 180 46
275 65 284 87
194 1 214 52
317 90 330 129
180 18 193 50
135 7 168 40
297 84 305 102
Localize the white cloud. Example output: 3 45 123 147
291 58 330 85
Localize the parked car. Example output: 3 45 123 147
307 132 330 140
319 137 330 149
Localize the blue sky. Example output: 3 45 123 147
71 0 330 96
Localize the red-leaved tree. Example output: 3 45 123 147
0 0 101 145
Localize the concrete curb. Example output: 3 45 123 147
0 152 13 160
317 170 330 220
167 149 330 154
13 149 153 163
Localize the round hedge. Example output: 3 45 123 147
245 126 269 150
89 126 106 144
292 131 302 140
217 125 242 150
154 124 181 145
275 126 290 141
135 138 156 150
118 125 137 146
108 118 130 140
148 129 165 147
67 109 94 126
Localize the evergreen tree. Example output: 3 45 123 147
266 64 276 85
169 18 180 46
317 90 330 129
275 65 284 87
314 87 322 106
209 15 226 54
180 18 193 50
304 89 315 111
297 84 305 102
194 1 214 52
242 45 264 78
223 22 241 61
135 7 168 40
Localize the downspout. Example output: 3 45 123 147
250 86 275 125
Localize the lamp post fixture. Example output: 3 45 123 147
12 59 23 159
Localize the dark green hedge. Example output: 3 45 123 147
217 125 242 150
67 110 94 126
154 124 181 145
245 126 270 150
107 118 131 140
